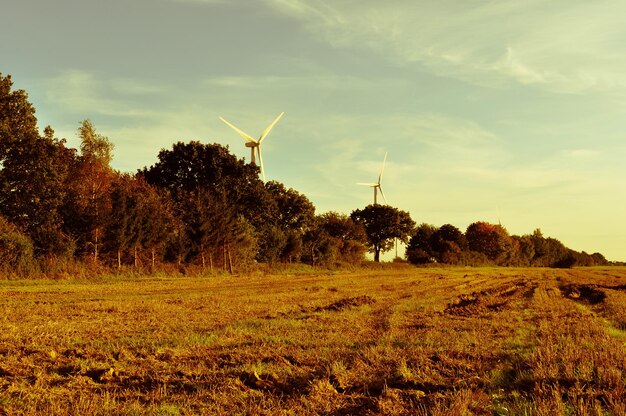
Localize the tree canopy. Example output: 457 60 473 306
350 204 415 262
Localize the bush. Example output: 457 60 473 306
0 216 35 275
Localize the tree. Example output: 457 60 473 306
64 120 115 262
511 235 535 266
350 205 415 262
301 212 367 267
0 215 34 273
465 222 514 264
106 174 173 269
430 224 467 264
141 141 263 208
264 181 315 262
0 75 76 256
317 212 367 264
0 73 38 160
141 142 265 269
265 181 315 233
406 223 438 264
591 252 608 266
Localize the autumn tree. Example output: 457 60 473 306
351 205 415 262
465 222 514 264
63 120 115 262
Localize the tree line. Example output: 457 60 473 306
0 73 611 276
406 222 609 267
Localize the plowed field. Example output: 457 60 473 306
1 267 626 415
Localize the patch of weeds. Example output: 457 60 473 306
152 403 182 416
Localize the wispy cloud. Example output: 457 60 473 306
43 70 162 118
266 0 626 94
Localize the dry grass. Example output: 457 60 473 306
1 267 626 415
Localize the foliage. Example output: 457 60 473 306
0 73 38 159
351 204 415 262
106 174 173 268
406 223 437 264
142 141 265 271
0 216 34 274
317 211 368 265
63 120 115 262
0 75 76 256
465 221 514 263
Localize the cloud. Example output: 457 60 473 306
265 0 626 94
43 70 161 118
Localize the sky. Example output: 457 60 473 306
2 0 625 261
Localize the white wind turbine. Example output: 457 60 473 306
219 112 284 181
358 152 388 205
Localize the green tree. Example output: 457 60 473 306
0 73 38 160
430 224 467 264
0 75 76 256
350 205 415 262
317 212 367 264
107 174 173 269
264 181 315 262
0 215 34 274
107 175 136 268
406 223 437 264
142 141 271 268
256 223 287 265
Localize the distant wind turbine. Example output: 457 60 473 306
358 152 388 205
219 112 284 181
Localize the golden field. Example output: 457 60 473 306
1 266 626 415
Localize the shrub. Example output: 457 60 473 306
0 216 35 275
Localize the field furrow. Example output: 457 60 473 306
0 267 625 415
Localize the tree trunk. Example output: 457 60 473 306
151 249 156 268
311 247 315 267
117 249 121 270
94 228 99 263
201 252 206 270
209 253 214 273
227 243 233 274
223 241 227 271
134 246 138 267
374 245 380 262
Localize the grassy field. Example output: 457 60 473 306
1 266 626 415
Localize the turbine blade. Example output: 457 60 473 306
357 182 379 187
379 186 388 205
219 117 257 144
378 151 388 184
258 112 284 143
258 146 265 182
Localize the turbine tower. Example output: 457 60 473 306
219 112 284 181
358 152 388 205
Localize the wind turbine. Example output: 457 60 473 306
219 112 284 181
358 152 388 205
